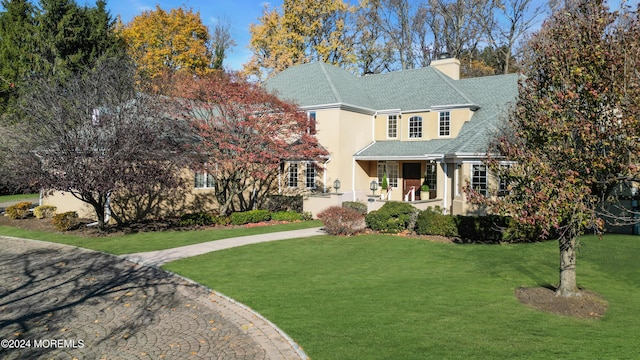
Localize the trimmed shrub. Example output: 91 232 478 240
456 215 508 242
342 201 367 215
271 211 304 222
264 195 303 212
5 201 32 219
365 201 418 233
179 212 218 226
33 205 57 219
52 211 78 231
317 206 365 236
415 207 458 237
230 210 271 225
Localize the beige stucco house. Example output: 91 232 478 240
42 57 518 221
264 58 519 216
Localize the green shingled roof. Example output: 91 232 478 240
265 62 474 111
265 63 519 158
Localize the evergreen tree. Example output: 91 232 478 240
0 0 34 115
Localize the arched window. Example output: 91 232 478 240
409 116 422 138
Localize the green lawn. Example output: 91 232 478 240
0 193 40 203
0 220 322 254
164 234 640 359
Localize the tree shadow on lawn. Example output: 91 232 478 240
0 239 222 358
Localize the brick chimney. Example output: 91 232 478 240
430 55 460 80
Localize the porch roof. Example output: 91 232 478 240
354 140 448 160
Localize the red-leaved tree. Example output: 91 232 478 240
468 0 640 297
171 71 328 215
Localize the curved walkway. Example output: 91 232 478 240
0 235 318 359
122 227 326 266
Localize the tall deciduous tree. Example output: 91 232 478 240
245 0 355 81
120 5 212 80
210 20 236 70
468 0 640 297
480 0 544 74
2 59 192 228
354 0 394 74
170 71 328 215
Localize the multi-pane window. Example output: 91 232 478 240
387 115 398 138
472 164 488 196
439 111 451 136
377 161 399 188
424 162 437 190
305 162 316 189
288 163 299 188
307 111 317 135
409 116 422 138
498 164 511 196
194 171 215 189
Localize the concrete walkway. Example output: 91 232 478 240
122 227 326 266
0 234 319 359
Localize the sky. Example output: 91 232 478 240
97 0 637 72
96 0 282 71
23 0 640 72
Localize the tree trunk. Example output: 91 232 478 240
556 235 579 297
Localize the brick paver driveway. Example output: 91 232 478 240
0 237 305 359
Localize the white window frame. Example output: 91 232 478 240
377 161 399 188
409 116 422 138
194 170 215 189
288 163 299 188
424 161 437 190
439 111 451 137
305 162 316 189
471 164 488 196
387 114 398 139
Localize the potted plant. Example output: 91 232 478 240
381 172 388 191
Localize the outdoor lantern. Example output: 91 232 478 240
370 180 378 196
333 179 341 193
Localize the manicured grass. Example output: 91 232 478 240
0 220 322 254
164 234 640 359
0 193 39 203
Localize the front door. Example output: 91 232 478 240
403 163 422 201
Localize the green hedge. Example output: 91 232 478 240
415 207 458 237
365 201 418 233
179 212 218 226
271 211 304 222
230 210 272 225
264 195 303 212
414 209 542 242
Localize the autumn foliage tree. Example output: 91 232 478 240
245 0 356 81
170 71 328 215
119 6 212 80
468 0 640 297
